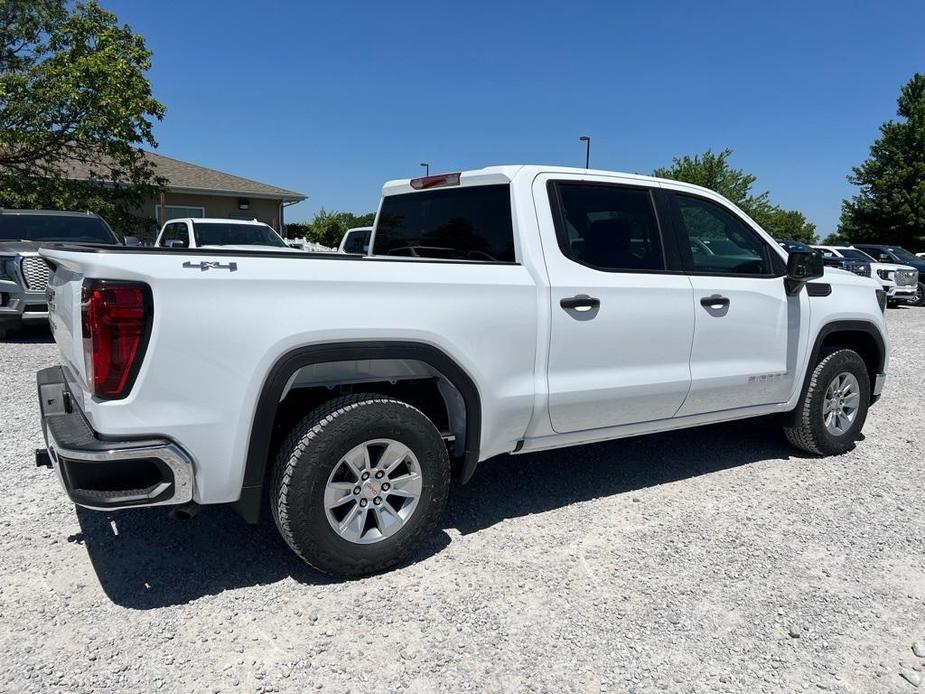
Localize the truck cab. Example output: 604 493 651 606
155 217 297 252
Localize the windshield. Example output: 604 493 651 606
779 240 812 253
888 246 920 262
192 222 287 248
839 248 875 261
0 214 118 243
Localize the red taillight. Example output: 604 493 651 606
409 172 461 190
81 280 152 399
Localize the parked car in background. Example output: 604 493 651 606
777 240 871 279
777 239 870 276
0 210 121 339
37 165 889 577
853 244 925 306
338 226 373 254
813 245 918 306
155 217 298 252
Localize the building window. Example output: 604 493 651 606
155 205 205 221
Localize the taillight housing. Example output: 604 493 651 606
81 279 153 399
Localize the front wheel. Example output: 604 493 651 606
270 394 450 577
783 349 871 455
911 282 925 307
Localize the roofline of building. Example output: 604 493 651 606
164 185 306 202
64 176 306 203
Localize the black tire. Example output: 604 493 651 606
783 349 871 455
270 393 450 577
911 282 925 307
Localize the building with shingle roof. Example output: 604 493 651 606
64 150 306 232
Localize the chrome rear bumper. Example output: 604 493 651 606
37 367 194 510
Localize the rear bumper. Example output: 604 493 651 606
37 366 194 510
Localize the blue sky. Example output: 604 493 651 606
105 0 924 235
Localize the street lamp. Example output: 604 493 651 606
579 135 590 169
420 162 430 176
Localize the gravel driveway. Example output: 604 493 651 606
1 309 923 694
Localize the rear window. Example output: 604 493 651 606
0 214 117 243
343 229 371 254
192 222 287 248
372 185 515 262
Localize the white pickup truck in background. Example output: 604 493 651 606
37 165 889 576
154 217 298 252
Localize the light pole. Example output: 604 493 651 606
420 162 430 176
579 135 590 169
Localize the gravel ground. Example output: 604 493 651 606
1 308 924 694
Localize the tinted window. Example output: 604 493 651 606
160 223 188 247
0 214 117 243
192 222 287 248
837 248 874 261
778 240 813 253
553 183 664 271
676 195 772 275
343 229 370 254
373 185 514 261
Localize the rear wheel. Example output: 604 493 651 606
783 349 871 455
270 393 450 577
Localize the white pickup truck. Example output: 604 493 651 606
36 165 889 576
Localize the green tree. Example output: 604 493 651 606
653 148 817 243
289 209 377 247
838 73 925 249
0 0 166 236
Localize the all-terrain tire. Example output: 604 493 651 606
270 393 450 577
783 349 871 455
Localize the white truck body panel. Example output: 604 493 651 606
41 165 889 510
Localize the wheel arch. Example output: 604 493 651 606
807 320 886 400
233 341 482 523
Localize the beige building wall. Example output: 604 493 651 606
139 193 284 230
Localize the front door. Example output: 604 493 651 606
538 177 695 433
666 192 805 416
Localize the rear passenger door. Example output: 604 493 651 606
537 176 695 433
665 191 804 416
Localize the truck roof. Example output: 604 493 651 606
0 209 103 218
381 164 720 198
164 217 267 225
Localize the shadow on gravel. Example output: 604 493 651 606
75 416 805 608
444 416 807 536
75 505 452 609
1 324 54 343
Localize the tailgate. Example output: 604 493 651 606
42 251 87 387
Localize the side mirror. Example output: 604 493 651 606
878 253 891 262
124 235 141 247
785 250 824 294
165 239 187 249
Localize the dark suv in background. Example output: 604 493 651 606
853 244 925 306
0 210 120 338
